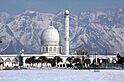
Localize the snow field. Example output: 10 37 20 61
0 69 124 82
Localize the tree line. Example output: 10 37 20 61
25 49 124 69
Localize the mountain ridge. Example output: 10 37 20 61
0 8 124 55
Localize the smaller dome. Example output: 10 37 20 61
41 25 60 46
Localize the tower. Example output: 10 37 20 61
64 10 70 55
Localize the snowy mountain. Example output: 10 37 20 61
0 8 124 55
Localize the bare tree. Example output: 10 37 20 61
76 48 90 67
38 56 48 67
53 56 63 67
25 56 36 67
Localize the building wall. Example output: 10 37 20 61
0 56 18 67
0 54 117 68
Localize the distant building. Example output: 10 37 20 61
0 10 117 69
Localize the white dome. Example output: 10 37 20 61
41 25 60 46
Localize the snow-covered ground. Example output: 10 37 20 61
0 69 124 82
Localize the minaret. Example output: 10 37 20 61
64 10 69 55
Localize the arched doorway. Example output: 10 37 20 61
0 57 4 67
5 58 11 66
12 58 18 66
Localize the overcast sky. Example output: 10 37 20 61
0 0 124 15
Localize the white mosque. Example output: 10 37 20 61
0 10 116 69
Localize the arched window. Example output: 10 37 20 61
46 47 48 52
49 47 52 52
43 47 45 52
5 58 11 63
53 47 56 52
59 47 61 52
0 57 4 63
12 58 18 64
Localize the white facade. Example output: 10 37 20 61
0 53 117 68
0 55 18 68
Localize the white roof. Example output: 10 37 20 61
41 25 60 46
